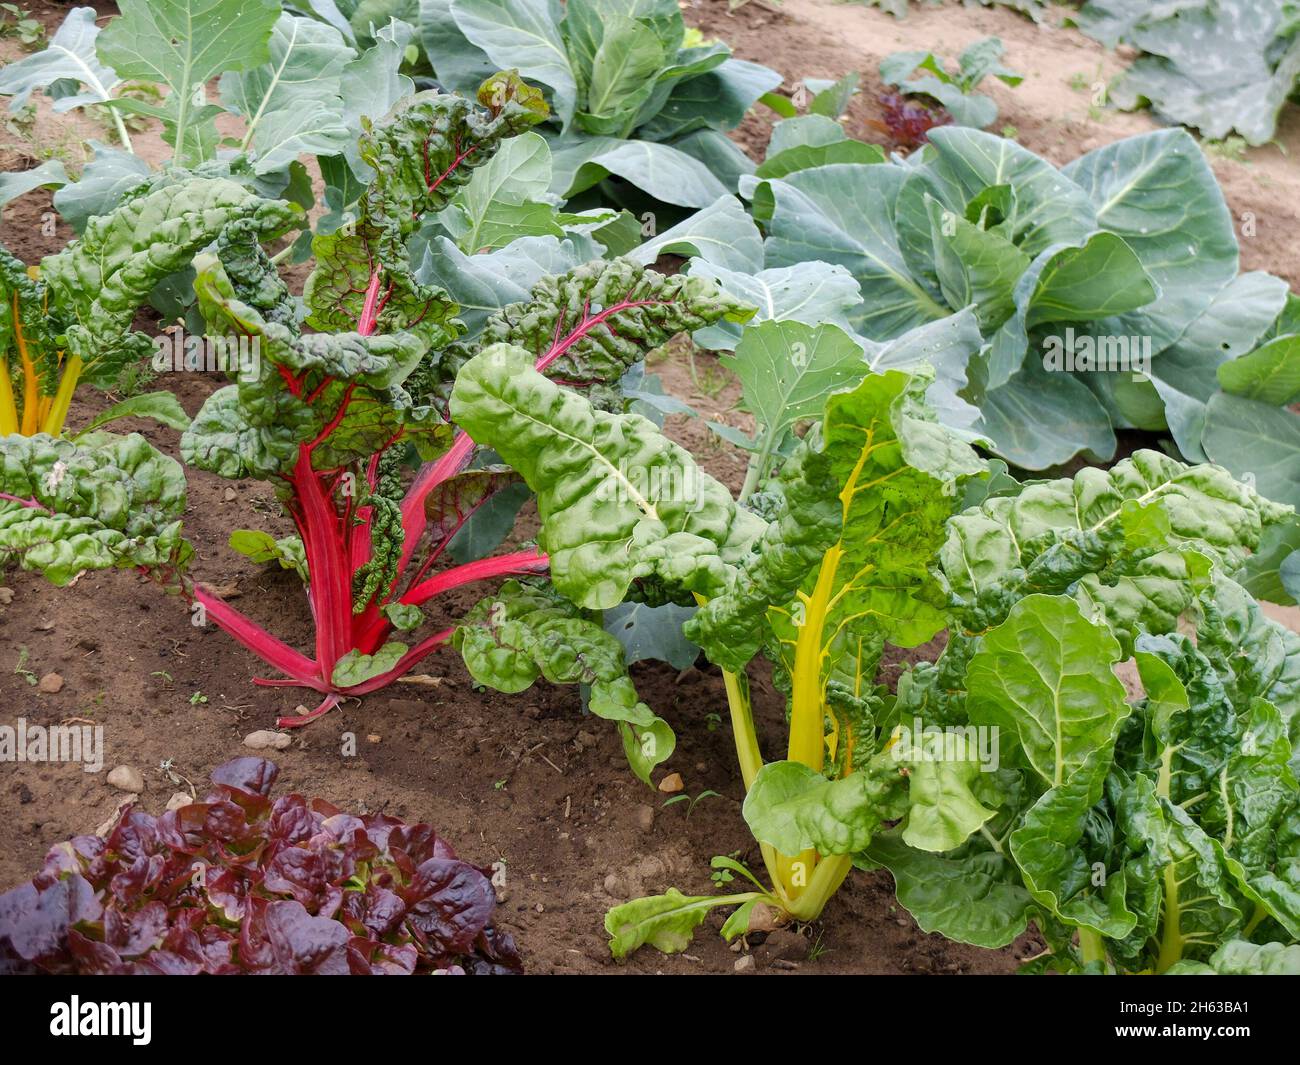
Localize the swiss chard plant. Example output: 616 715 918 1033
410 0 781 215
0 756 522 974
0 174 300 436
862 471 1300 973
0 77 754 781
444 309 1298 967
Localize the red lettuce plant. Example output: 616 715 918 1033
867 91 952 150
0 756 521 975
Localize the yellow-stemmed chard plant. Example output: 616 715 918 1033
447 315 1297 973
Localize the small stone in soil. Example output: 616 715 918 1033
106 765 145 793
37 672 64 693
244 730 291 751
734 955 756 973
165 792 191 812
758 928 807 965
747 901 786 933
603 873 623 898
657 772 684 794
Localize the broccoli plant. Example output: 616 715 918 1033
0 76 754 782
446 323 1299 968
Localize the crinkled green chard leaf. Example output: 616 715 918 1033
1107 775 1250 971
687 442 840 673
864 830 1035 949
0 432 191 587
964 597 1138 947
1132 635 1246 808
209 216 298 327
1166 940 1300 975
331 641 408 688
605 887 760 960
473 256 755 385
455 579 674 783
966 594 1131 790
449 343 764 610
72 392 192 438
229 529 308 582
1194 575 1300 754
744 729 995 859
691 368 982 687
939 450 1291 650
39 176 304 388
743 754 908 858
97 0 283 165
421 251 738 411
180 253 446 480
1120 635 1300 961
303 75 548 346
1007 746 1141 943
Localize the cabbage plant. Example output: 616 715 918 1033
413 0 781 213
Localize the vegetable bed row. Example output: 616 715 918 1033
0 0 1298 976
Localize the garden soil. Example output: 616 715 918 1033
0 0 1296 974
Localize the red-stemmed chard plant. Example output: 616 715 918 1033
0 75 754 778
